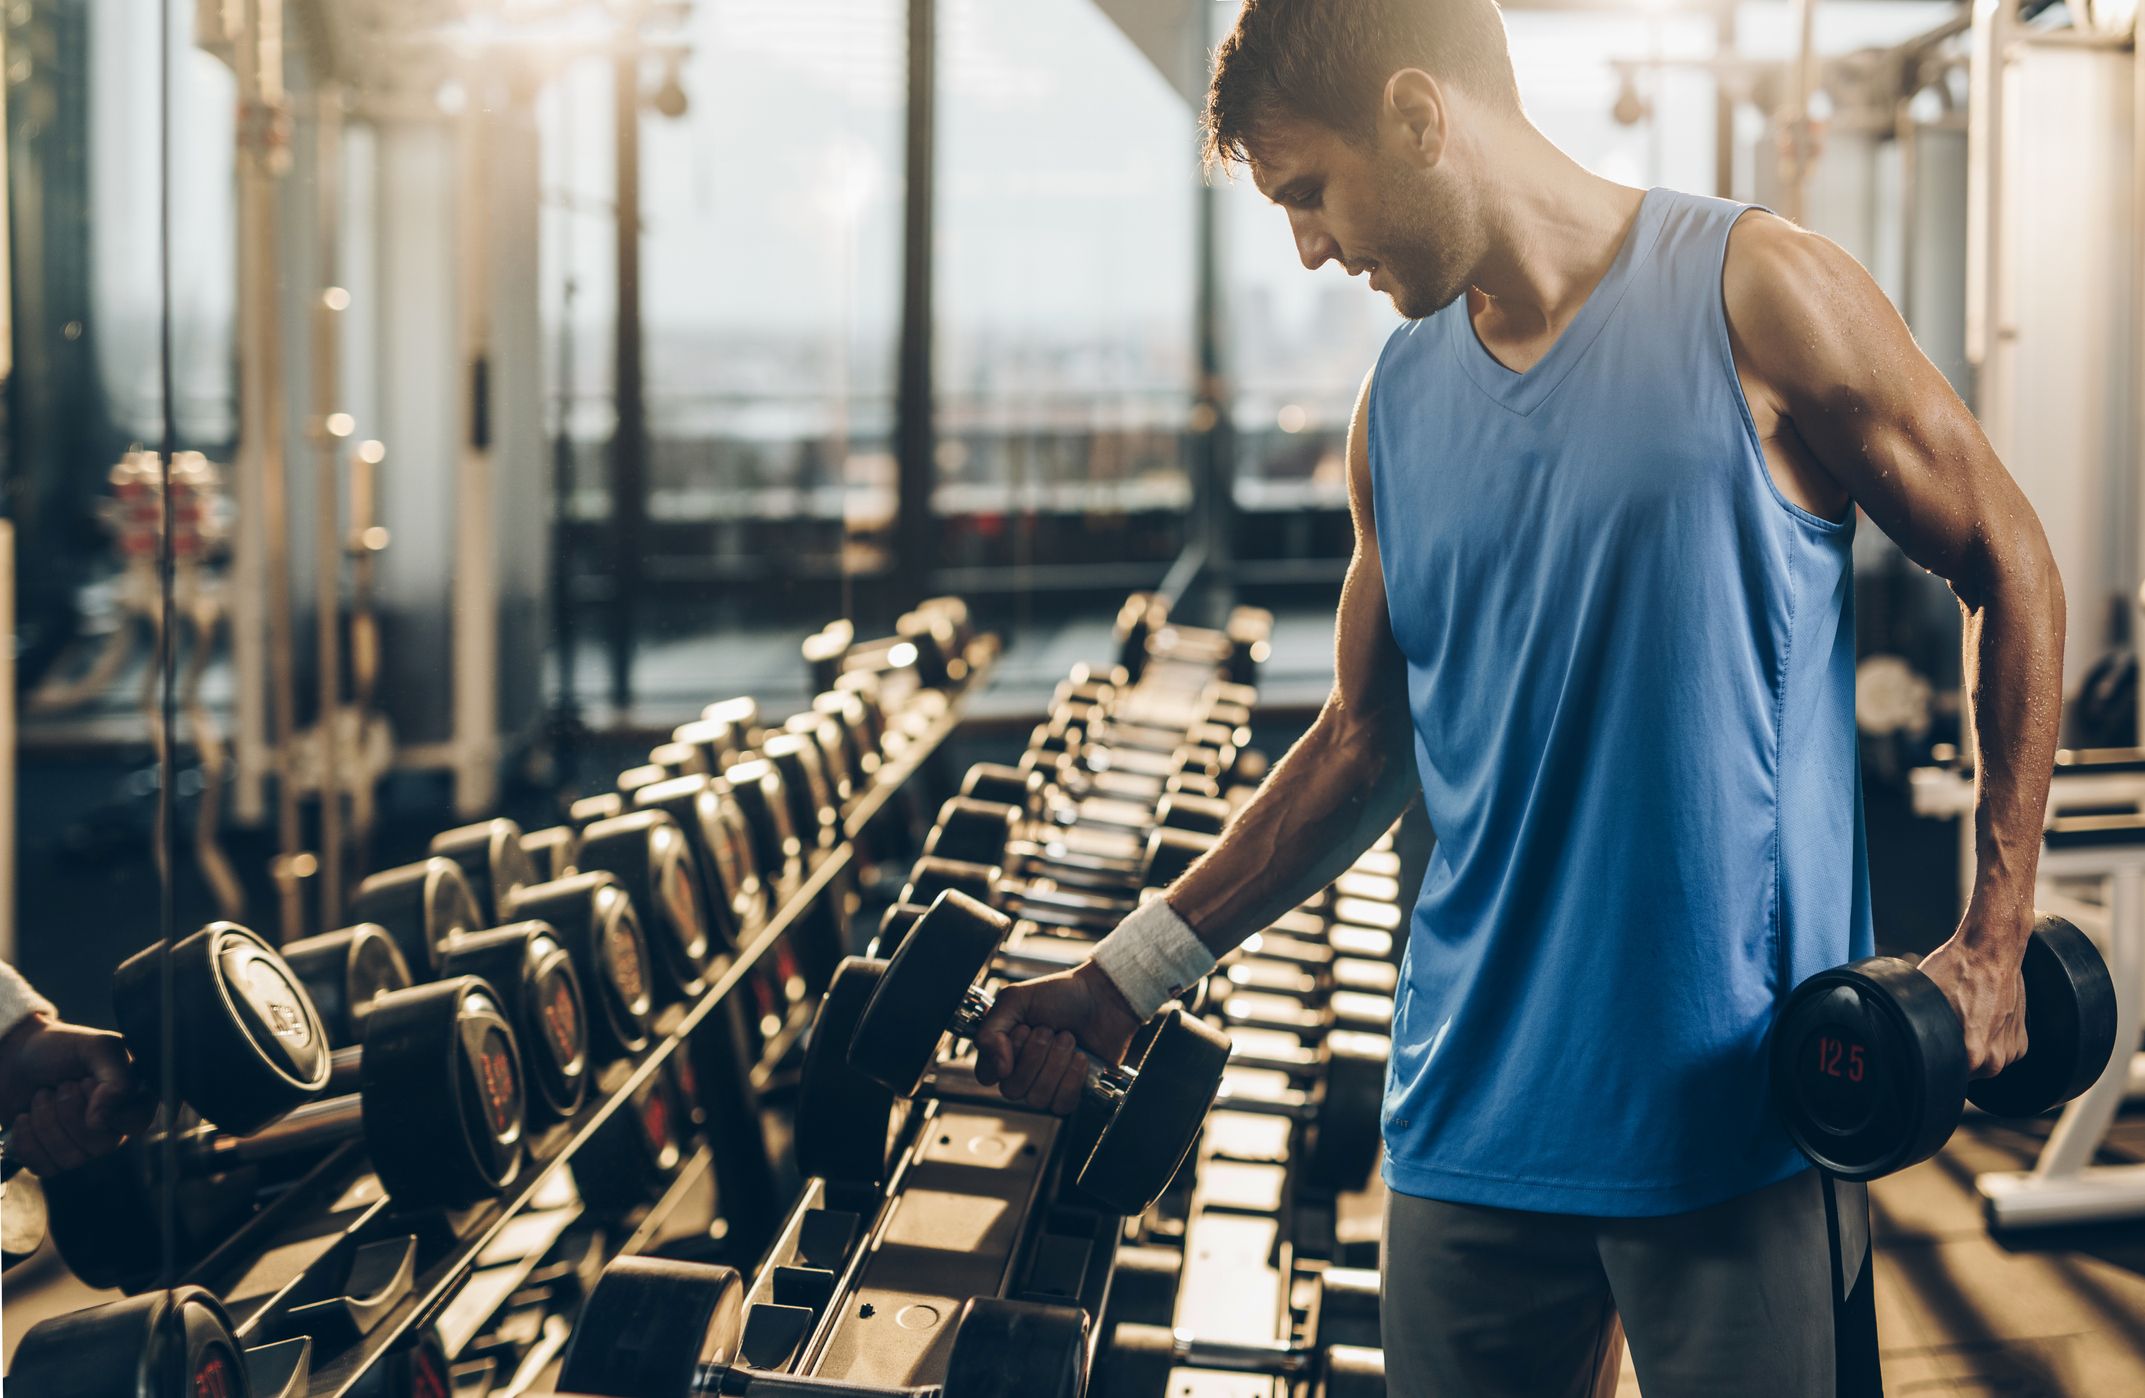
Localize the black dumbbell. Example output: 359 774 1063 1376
503 872 657 1062
429 817 542 924
576 809 716 1004
726 756 806 890
832 670 890 756
10 1286 312 1398
1769 912 2118 1180
797 698 869 798
1102 1276 1384 1398
846 890 1230 1214
931 789 1229 888
554 1255 1086 1398
762 730 841 854
283 919 588 1126
900 826 1213 938
672 713 747 774
523 823 581 883
45 926 527 1287
346 856 483 977
1183 1012 1390 1192
571 1055 698 1215
631 773 768 953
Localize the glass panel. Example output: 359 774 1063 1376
936 0 1197 645
544 0 904 715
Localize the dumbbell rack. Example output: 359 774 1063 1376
155 639 997 1396
1099 836 1400 1398
731 1066 1120 1387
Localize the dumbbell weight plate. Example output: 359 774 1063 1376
577 810 713 1004
8 1286 261 1398
794 958 901 1185
1770 957 1968 1180
572 1062 690 1213
503 874 655 1061
430 818 541 923
438 925 590 1125
1324 1344 1389 1398
359 977 527 1207
1076 1007 1231 1215
902 855 1003 911
1141 826 1213 890
924 796 1022 866
631 775 755 956
1094 1321 1180 1398
728 758 805 888
557 1255 746 1396
1964 913 2118 1118
941 1297 1091 1398
347 858 483 978
1318 1267 1383 1350
113 922 333 1135
1106 1244 1183 1328
848 898 1006 1100
522 825 579 883
282 924 412 1044
1305 1031 1390 1192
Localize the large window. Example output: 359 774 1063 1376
933 0 1197 583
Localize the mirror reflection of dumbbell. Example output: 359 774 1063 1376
550 1255 1089 1398
10 1285 314 1398
281 918 588 1126
10 1283 458 1398
1769 912 2119 1181
42 924 528 1289
1100 1263 1385 1398
794 891 1230 1215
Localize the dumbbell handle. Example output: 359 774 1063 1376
1111 1323 1313 1376
689 1361 942 1395
949 985 1136 1097
179 1090 368 1168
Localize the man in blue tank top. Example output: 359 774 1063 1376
969 1 2065 1394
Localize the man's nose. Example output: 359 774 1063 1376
1294 222 1337 272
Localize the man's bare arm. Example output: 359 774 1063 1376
1167 366 1422 955
1725 213 2063 1073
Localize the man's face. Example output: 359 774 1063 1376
1248 109 1483 321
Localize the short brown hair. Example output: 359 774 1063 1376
1203 0 1524 170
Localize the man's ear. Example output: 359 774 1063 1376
1382 68 1448 167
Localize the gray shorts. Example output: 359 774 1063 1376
1379 1168 1877 1398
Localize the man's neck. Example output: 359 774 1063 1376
1464 144 1647 339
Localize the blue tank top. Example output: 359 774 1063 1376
1366 187 1874 1216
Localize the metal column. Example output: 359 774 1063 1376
609 39 648 713
893 0 938 615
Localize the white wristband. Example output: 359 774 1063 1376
1090 897 1218 1021
0 960 54 1042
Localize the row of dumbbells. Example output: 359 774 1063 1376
532 644 1404 1397
19 620 978 1373
517 626 1286 1398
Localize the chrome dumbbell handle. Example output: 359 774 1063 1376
948 985 1137 1099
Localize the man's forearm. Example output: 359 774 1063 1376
1960 548 2065 951
1167 706 1419 957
